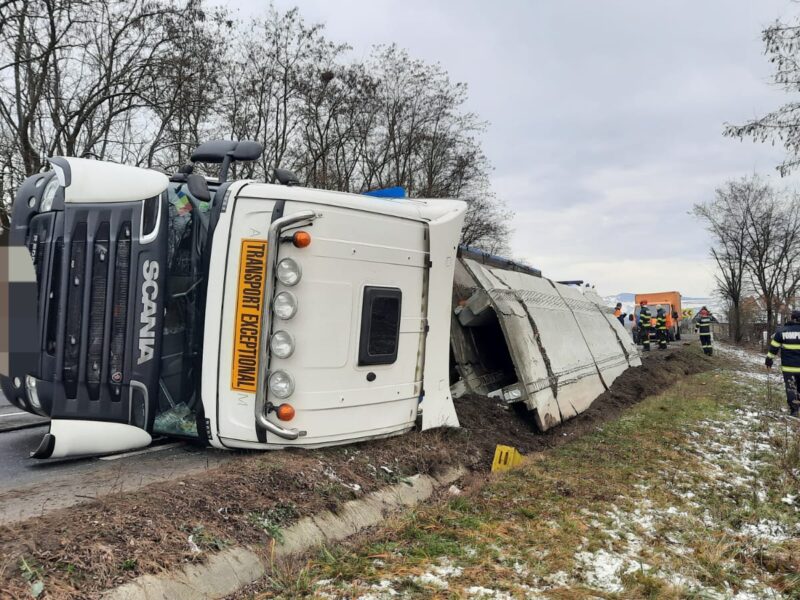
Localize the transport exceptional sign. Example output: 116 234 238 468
231 239 269 392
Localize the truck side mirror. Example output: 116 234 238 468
274 168 300 186
187 173 211 202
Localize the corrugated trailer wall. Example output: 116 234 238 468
451 257 641 431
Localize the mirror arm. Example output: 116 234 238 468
219 154 233 183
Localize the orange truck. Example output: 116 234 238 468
634 291 682 341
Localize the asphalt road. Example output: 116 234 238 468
0 424 233 524
0 395 234 524
0 392 48 432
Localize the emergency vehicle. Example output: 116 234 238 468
634 291 683 341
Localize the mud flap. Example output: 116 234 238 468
30 419 151 459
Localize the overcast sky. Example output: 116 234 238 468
226 0 799 297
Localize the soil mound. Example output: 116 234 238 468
454 344 712 462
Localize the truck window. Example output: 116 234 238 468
359 287 402 365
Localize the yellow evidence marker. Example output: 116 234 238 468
492 445 524 472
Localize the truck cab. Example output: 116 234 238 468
634 291 683 341
1 141 466 457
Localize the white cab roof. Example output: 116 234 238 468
235 181 465 224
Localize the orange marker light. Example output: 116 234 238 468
276 403 295 421
292 231 311 248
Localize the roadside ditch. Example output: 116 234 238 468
0 345 712 599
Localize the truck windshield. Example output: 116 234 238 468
152 183 212 437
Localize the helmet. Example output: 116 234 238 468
640 300 647 306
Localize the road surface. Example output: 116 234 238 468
0 412 233 525
0 392 48 432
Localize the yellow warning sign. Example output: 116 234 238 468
491 444 524 472
231 239 268 392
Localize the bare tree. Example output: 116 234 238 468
693 179 751 341
695 176 800 335
459 189 513 254
743 184 800 332
143 4 233 171
0 1 514 249
724 15 800 175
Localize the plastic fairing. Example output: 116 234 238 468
48 157 168 203
421 200 467 430
30 420 152 459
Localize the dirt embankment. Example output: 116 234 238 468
456 343 713 459
0 345 712 599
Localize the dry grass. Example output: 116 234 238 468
252 351 800 599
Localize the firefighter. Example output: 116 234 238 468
765 309 800 417
697 307 713 356
638 301 651 351
656 307 668 350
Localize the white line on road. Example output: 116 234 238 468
99 442 185 461
0 412 28 419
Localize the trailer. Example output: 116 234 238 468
0 141 640 459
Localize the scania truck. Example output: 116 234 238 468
1 140 467 458
1 140 639 459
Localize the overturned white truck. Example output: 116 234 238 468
1 141 639 459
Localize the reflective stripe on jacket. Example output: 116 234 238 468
639 308 651 328
767 321 800 372
656 315 667 330
697 316 712 335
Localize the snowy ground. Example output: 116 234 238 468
281 344 800 599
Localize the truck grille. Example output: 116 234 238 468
39 218 133 400
63 222 87 398
109 224 131 396
44 237 63 355
87 222 110 400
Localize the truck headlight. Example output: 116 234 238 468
268 370 295 399
270 330 295 358
273 291 297 320
39 178 59 212
276 258 302 286
26 375 41 410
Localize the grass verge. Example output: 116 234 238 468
254 350 799 599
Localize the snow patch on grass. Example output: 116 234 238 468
411 571 449 589
737 519 791 542
573 548 646 593
465 586 516 599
